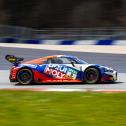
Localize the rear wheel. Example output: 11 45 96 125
84 67 100 84
17 68 33 85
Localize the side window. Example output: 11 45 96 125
60 57 71 64
47 58 63 64
47 58 52 64
47 57 72 64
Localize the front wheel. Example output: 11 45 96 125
17 68 33 85
84 67 100 84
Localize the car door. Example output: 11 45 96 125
45 57 83 82
61 57 83 81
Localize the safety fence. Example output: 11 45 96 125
0 25 126 45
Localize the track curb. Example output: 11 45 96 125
1 88 126 93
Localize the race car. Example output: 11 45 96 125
5 54 117 85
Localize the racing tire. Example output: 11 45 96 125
17 68 33 85
84 67 100 84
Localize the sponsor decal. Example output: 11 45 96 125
67 68 78 80
44 64 78 80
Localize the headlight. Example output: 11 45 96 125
101 67 114 73
105 69 114 73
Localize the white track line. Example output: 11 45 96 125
0 43 126 54
1 88 126 92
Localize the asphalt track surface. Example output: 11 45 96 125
0 47 126 91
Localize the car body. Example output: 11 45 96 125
5 54 117 84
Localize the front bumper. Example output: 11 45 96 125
101 71 117 82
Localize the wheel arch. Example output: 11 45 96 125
16 66 34 80
83 65 101 81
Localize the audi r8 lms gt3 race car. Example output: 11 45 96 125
5 54 117 85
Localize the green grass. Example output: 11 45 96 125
0 91 126 126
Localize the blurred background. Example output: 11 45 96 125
0 0 126 40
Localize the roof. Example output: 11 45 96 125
23 55 75 64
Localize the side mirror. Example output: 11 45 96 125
71 61 75 67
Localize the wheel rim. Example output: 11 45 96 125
85 69 99 84
18 70 32 84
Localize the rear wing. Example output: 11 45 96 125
5 54 24 65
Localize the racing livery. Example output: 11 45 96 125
5 54 117 85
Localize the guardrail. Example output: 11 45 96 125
0 25 126 45
34 27 126 40
0 25 126 40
